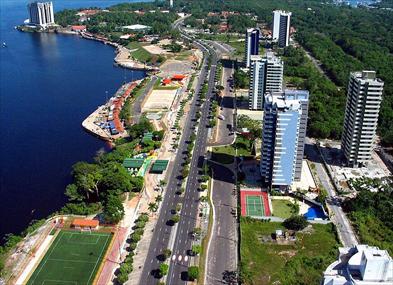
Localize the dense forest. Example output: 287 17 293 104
174 0 393 144
62 117 163 223
55 5 178 37
342 177 393 254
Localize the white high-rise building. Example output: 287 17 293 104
245 28 260 68
27 1 55 27
260 91 309 190
341 71 384 168
169 0 173 8
272 10 291 47
248 52 283 110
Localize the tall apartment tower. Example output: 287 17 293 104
169 0 174 8
341 71 384 168
245 28 260 68
27 1 55 27
248 52 283 110
272 10 291 47
260 90 309 190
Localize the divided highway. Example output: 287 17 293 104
166 54 218 285
138 19 219 285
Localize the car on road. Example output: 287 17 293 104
218 114 225 120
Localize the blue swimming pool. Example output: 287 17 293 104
304 206 327 220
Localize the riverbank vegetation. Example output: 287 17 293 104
55 3 178 66
240 217 339 285
0 219 46 277
56 2 178 37
61 117 162 223
175 0 393 145
342 177 393 255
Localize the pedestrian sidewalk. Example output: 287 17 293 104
125 214 158 285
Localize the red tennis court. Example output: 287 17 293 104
240 189 271 217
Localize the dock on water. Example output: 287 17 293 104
82 81 140 141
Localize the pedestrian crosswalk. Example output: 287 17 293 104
171 254 189 263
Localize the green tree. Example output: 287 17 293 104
148 202 158 213
191 244 202 255
182 168 189 178
159 179 167 187
72 162 102 199
172 214 180 223
162 248 172 260
65 183 84 202
159 263 169 277
100 162 131 194
155 195 163 204
103 195 125 224
283 215 309 231
130 176 144 192
188 266 199 281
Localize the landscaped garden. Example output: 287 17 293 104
271 199 296 219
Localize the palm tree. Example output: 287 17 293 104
199 196 208 202
155 195 163 203
159 180 167 187
148 202 158 213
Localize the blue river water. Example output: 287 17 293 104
0 0 149 239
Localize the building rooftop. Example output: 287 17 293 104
352 70 384 84
266 91 303 111
246 27 259 33
122 24 151 30
273 10 292 16
323 244 393 285
72 219 99 227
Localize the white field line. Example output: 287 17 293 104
86 234 111 284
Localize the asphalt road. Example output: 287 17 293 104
138 21 219 284
206 162 238 285
305 138 358 247
210 64 235 146
166 52 219 285
132 76 158 123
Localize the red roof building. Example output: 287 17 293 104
71 219 99 229
71 25 87 32
162 78 172 85
78 9 99 16
172 74 186 81
219 23 229 32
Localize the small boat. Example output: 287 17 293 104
2 42 7 48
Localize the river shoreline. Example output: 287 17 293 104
17 24 159 72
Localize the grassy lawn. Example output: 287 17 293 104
127 41 152 63
235 136 252 156
240 218 339 285
271 200 294 219
174 50 193 60
27 230 112 285
211 145 235 164
211 136 253 164
227 40 245 59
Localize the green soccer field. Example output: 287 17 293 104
246 195 265 217
27 230 112 285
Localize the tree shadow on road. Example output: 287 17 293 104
210 152 235 165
